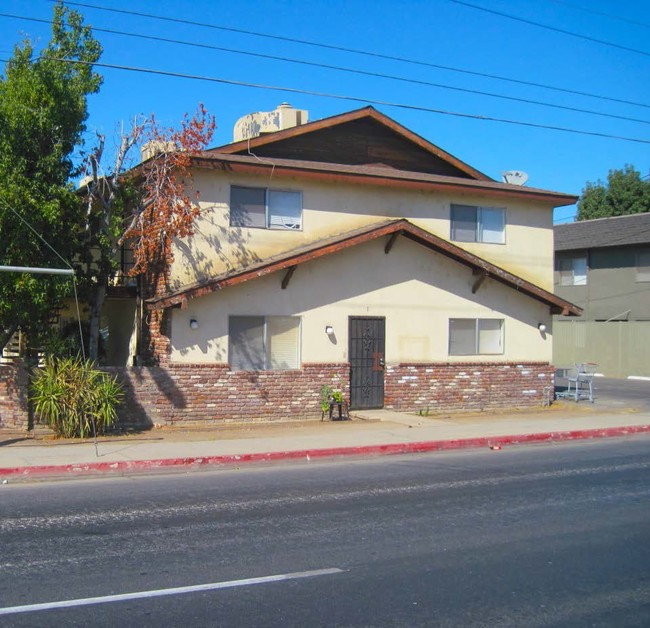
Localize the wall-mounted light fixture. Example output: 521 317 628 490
190 318 199 330
538 323 547 333
325 325 334 336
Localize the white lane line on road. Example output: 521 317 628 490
0 567 344 616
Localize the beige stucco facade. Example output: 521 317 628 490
170 237 552 364
169 170 555 293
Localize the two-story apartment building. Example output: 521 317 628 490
554 213 650 378
0 104 581 430
115 104 579 425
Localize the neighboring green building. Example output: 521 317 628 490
554 213 650 378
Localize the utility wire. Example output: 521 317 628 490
546 0 650 30
0 198 86 362
3 54 646 145
4 12 648 126
42 0 650 110
553 215 577 224
448 0 650 58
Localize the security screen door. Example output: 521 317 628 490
349 317 385 409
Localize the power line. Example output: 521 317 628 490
546 0 650 30
0 197 86 360
3 54 646 145
4 12 648 127
43 0 650 110
553 215 576 224
448 0 650 58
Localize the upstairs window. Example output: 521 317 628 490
558 256 587 286
636 250 650 282
229 316 300 371
451 204 505 244
230 186 302 230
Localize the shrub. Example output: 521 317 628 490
30 356 123 438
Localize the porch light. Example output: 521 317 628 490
190 319 199 330
538 323 547 333
325 325 334 336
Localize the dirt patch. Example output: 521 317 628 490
0 417 373 446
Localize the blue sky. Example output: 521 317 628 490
1 0 649 223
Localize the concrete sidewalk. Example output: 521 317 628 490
1 402 650 482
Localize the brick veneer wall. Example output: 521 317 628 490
0 363 29 430
107 363 349 427
141 309 172 365
0 361 555 431
385 362 554 413
109 361 553 428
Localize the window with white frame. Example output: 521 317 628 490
449 318 504 355
229 316 300 371
557 255 587 286
230 186 302 230
450 204 505 244
636 249 650 282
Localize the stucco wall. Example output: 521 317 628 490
172 170 554 291
555 245 650 322
169 237 552 365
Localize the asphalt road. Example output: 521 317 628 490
1 437 649 627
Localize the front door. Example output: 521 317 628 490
349 317 385 409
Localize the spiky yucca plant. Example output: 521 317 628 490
30 356 123 438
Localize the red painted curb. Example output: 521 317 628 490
1 424 649 480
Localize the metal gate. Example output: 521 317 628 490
349 317 385 409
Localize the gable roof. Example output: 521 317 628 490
210 106 492 181
148 219 581 316
555 213 650 251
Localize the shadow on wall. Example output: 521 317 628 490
172 219 263 290
108 366 187 430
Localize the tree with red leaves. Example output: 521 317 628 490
82 104 216 361
123 104 216 278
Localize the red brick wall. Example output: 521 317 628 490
385 362 554 413
0 363 29 430
141 309 172 365
1 361 555 431
107 363 349 427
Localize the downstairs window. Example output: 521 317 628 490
229 316 300 370
449 318 504 355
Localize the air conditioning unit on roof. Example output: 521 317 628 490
234 103 309 142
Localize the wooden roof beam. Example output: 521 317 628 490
384 232 399 254
281 265 297 289
472 269 488 294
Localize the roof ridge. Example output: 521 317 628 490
557 212 650 228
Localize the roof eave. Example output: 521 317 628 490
147 219 582 316
191 155 578 206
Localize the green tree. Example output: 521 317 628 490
0 2 102 353
577 165 650 221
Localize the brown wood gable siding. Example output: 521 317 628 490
230 119 475 178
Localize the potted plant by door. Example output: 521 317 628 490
320 385 348 421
